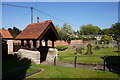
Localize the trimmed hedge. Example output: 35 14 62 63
55 46 68 51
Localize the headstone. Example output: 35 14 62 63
112 40 117 47
86 44 93 55
101 42 105 48
108 41 113 48
94 41 100 50
76 44 82 55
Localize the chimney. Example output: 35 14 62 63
37 17 39 23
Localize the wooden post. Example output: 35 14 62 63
26 40 30 48
45 40 48 47
21 40 24 47
52 40 54 47
74 56 77 68
103 56 106 71
31 6 33 24
40 40 42 46
33 40 37 48
54 56 56 66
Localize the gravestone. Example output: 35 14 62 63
108 41 113 48
86 44 93 55
94 41 100 50
101 42 105 48
112 40 117 47
76 44 82 55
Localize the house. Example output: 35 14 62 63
82 35 104 40
0 29 13 54
73 31 79 37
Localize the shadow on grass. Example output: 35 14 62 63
2 54 31 80
101 56 120 76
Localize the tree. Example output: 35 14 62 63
55 26 60 33
8 27 22 39
80 24 100 35
109 23 120 40
59 23 74 42
99 28 110 35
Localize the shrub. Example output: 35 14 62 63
55 46 68 51
90 37 96 40
100 36 113 44
72 37 82 40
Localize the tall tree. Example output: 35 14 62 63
59 23 74 42
109 22 120 39
80 24 100 35
8 27 22 39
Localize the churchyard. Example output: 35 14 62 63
58 43 119 64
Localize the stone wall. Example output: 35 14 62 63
17 49 40 64
7 40 13 54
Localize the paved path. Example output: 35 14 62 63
41 61 109 71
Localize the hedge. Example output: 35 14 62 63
55 46 68 51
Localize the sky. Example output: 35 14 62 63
2 2 119 31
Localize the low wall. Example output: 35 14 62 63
17 49 40 64
48 40 82 46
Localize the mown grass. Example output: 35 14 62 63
58 44 119 64
26 64 120 79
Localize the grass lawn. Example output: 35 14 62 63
26 64 120 79
58 44 120 64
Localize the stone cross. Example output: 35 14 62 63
76 44 82 55
86 44 93 55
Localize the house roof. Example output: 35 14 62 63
0 29 13 39
83 35 104 37
15 20 61 40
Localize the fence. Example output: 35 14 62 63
54 55 120 71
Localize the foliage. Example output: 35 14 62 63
8 27 22 39
55 26 60 33
72 37 82 40
90 37 96 40
101 36 113 44
80 24 100 35
59 23 74 41
109 23 120 40
55 45 68 51
99 28 110 35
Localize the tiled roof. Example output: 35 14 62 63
0 29 13 39
16 20 60 40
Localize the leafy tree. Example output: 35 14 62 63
55 26 60 33
59 23 74 42
8 27 22 39
101 36 113 44
109 23 120 40
99 28 110 35
80 24 100 35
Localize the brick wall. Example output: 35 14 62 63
48 40 83 46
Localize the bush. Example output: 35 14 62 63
55 46 68 51
72 37 82 40
100 36 113 44
90 37 96 40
